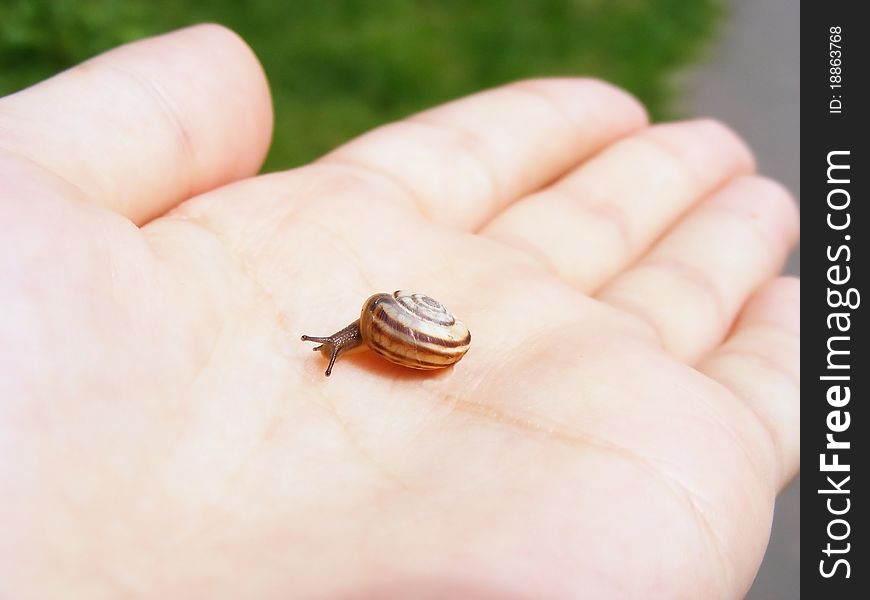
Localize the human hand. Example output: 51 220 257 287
0 25 799 599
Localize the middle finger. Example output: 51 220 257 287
479 119 755 292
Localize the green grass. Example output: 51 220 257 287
1 0 722 171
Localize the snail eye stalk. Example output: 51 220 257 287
301 320 364 376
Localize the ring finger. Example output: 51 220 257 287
596 175 799 362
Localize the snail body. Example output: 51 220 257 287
301 291 471 376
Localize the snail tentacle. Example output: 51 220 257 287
300 319 364 376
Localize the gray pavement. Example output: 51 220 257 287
682 0 800 597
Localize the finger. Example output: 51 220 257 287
596 175 799 362
0 24 272 224
698 277 800 490
319 78 648 230
480 119 755 292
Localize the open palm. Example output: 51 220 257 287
0 26 799 599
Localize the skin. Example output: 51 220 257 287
0 25 799 600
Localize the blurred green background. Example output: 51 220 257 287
0 0 721 171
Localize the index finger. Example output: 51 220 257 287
320 78 648 230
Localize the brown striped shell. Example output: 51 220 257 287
359 291 471 370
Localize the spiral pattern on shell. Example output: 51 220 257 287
360 290 471 369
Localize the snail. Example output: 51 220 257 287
301 291 471 376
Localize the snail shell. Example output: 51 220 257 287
301 290 471 376
361 291 471 369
